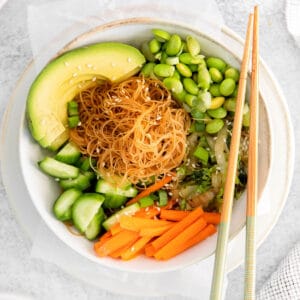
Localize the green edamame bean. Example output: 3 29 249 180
223 98 236 112
166 56 180 65
141 42 156 62
152 29 171 42
243 110 250 127
220 78 236 96
154 52 162 60
197 65 211 90
206 57 227 73
163 77 183 94
176 63 192 77
183 78 199 95
140 62 156 77
189 64 198 72
173 88 187 103
209 84 221 97
209 97 225 109
182 41 188 53
186 35 201 56
166 34 182 56
232 85 239 97
160 51 168 64
206 119 224 134
207 107 227 119
153 64 175 77
209 67 223 83
191 108 205 121
172 70 181 80
184 93 198 107
149 39 161 54
225 67 240 82
179 53 195 64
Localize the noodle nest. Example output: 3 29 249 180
70 77 191 184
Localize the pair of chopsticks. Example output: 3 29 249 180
210 6 259 300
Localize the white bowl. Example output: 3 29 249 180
7 18 273 273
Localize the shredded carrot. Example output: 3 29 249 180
160 209 190 221
94 231 112 251
160 198 176 210
156 224 217 260
149 207 204 252
95 229 139 257
121 236 152 260
119 215 172 232
140 223 174 237
154 217 207 260
203 212 221 225
134 206 161 218
126 174 174 206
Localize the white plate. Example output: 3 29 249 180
0 18 294 294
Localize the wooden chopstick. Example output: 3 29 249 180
210 13 254 300
244 6 259 300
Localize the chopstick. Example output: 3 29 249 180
210 13 254 300
244 6 259 300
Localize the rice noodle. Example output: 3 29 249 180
70 77 191 184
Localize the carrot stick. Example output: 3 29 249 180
110 223 122 236
126 174 174 206
149 207 204 252
140 223 174 237
94 231 112 251
119 215 172 232
109 238 138 258
203 212 221 225
160 209 190 221
145 244 156 257
154 217 207 260
94 229 139 257
134 206 161 218
155 224 217 260
121 236 152 260
160 198 176 210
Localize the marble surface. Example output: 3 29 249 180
0 0 299 299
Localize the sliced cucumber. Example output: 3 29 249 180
38 157 79 179
53 188 82 221
72 193 104 233
103 194 127 209
102 203 140 231
96 179 138 198
59 173 91 191
85 207 105 240
55 142 81 164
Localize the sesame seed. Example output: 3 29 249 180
78 122 82 126
168 192 173 196
192 163 197 168
92 77 97 82
86 63 93 68
64 61 70 67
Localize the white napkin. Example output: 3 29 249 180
27 0 226 299
286 0 300 47
257 242 300 299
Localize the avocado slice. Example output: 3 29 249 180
27 42 145 150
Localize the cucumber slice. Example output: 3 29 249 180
38 157 79 179
59 173 91 191
55 142 81 164
85 207 105 240
53 188 82 221
102 203 140 231
103 194 127 209
72 193 105 233
96 179 138 198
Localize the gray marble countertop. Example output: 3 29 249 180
0 0 299 299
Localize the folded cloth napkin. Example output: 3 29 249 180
257 242 300 300
286 0 300 47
